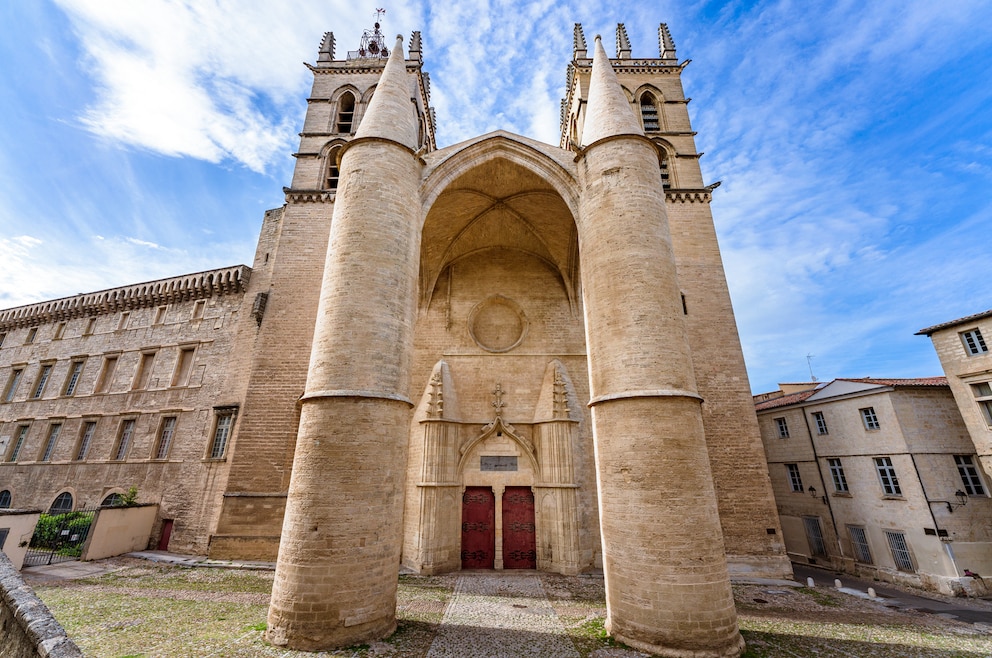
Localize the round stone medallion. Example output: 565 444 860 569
468 295 528 353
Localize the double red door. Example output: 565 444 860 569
460 486 536 570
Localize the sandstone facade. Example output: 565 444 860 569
756 378 992 595
0 21 788 657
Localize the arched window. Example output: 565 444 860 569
640 93 659 132
49 492 73 514
325 146 342 191
101 492 124 507
0 489 11 508
335 92 356 133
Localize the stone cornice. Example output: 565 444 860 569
283 187 335 203
665 189 713 203
0 265 251 330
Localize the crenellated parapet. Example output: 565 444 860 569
0 265 251 330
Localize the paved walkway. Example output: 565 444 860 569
794 563 992 626
426 574 579 658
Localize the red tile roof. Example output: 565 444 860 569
836 377 947 387
754 388 818 411
917 310 992 336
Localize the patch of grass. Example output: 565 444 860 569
799 586 841 607
247 621 267 631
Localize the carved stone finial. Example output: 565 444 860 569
318 32 335 62
573 23 587 59
616 23 631 59
491 383 506 419
659 23 676 61
552 368 570 419
427 370 444 418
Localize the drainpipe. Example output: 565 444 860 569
803 408 845 560
909 454 959 577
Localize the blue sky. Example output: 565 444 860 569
1 0 990 394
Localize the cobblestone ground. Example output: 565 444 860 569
26 558 992 657
426 574 579 658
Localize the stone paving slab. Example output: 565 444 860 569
427 574 579 658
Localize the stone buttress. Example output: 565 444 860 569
575 36 744 657
265 36 422 650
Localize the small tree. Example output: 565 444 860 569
120 486 139 507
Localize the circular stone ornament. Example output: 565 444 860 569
468 295 528 353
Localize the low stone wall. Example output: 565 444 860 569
0 551 82 658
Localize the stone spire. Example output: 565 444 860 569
659 23 676 61
572 23 587 59
318 32 335 62
354 35 418 149
581 36 642 147
616 23 631 59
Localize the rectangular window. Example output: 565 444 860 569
786 463 803 492
112 419 135 461
803 516 827 557
83 317 96 335
7 425 29 462
32 364 53 399
885 531 914 572
828 458 849 492
971 382 992 427
955 455 986 496
63 360 84 396
860 407 880 430
133 352 156 390
25 327 37 344
117 312 130 331
775 417 790 438
154 416 177 460
193 300 205 319
96 356 119 393
75 421 96 461
209 411 235 459
0 332 6 348
962 329 989 356
40 423 62 461
172 347 195 387
812 411 828 435
3 368 23 402
848 526 873 564
154 306 167 325
874 456 902 496
53 322 66 340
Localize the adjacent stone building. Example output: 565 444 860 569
918 311 992 479
2 21 789 656
755 378 992 595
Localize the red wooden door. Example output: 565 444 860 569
502 487 536 569
461 487 495 569
157 519 174 551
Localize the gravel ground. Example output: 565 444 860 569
25 557 992 657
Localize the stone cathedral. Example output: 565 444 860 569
0 21 788 657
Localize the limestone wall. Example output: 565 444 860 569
0 551 81 658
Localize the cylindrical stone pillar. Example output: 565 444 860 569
578 133 744 657
265 38 422 649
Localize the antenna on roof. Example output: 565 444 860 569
806 353 818 382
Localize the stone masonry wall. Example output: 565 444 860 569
0 551 82 658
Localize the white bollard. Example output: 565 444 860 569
834 579 843 589
806 577 815 587
868 587 876 599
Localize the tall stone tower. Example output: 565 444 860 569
257 20 782 658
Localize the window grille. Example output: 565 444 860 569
803 517 827 557
849 526 873 564
885 531 914 571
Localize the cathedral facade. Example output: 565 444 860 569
1 23 787 657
